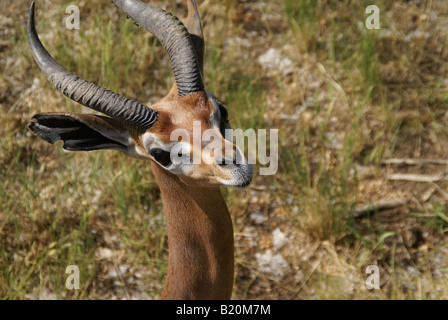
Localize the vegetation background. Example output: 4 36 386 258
1 0 448 299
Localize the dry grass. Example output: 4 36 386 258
1 0 448 299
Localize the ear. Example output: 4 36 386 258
28 113 146 159
186 0 204 75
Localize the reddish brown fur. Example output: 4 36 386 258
148 91 213 143
151 163 234 300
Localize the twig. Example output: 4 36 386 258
381 158 448 166
353 199 407 218
430 181 448 201
386 173 446 182
290 260 320 300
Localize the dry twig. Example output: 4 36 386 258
382 158 448 166
353 199 407 217
386 172 446 182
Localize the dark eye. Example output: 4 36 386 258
219 105 229 123
150 149 171 167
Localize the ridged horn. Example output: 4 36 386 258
27 1 158 133
112 0 205 96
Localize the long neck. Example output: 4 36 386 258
151 163 234 300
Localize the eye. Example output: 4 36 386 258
219 105 229 123
150 149 171 167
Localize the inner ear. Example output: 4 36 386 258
28 113 131 152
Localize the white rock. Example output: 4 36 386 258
257 48 294 76
96 247 113 259
249 210 268 224
272 228 288 250
255 249 288 281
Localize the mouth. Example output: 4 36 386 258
224 179 252 189
223 164 253 189
235 178 252 188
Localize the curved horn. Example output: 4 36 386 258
27 1 158 133
113 0 205 96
